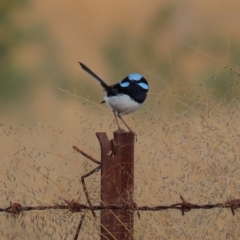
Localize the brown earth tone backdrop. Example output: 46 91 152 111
1 1 240 239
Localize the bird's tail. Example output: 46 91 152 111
79 62 109 90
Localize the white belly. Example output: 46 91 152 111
104 94 141 116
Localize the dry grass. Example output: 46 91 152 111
1 75 240 239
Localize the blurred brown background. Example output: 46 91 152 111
2 0 240 122
1 1 240 239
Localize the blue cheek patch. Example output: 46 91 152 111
138 82 149 90
120 81 130 87
128 73 142 81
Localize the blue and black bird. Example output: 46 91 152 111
79 62 149 132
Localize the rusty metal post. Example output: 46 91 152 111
96 131 135 240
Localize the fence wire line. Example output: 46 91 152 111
2 196 240 216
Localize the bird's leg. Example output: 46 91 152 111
113 111 125 132
118 114 135 134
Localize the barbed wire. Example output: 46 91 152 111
1 195 240 217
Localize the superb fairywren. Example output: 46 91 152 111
79 62 149 132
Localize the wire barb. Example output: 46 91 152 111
1 196 240 214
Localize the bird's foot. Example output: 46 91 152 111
116 128 126 133
115 128 137 141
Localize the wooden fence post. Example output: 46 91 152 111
96 131 135 240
